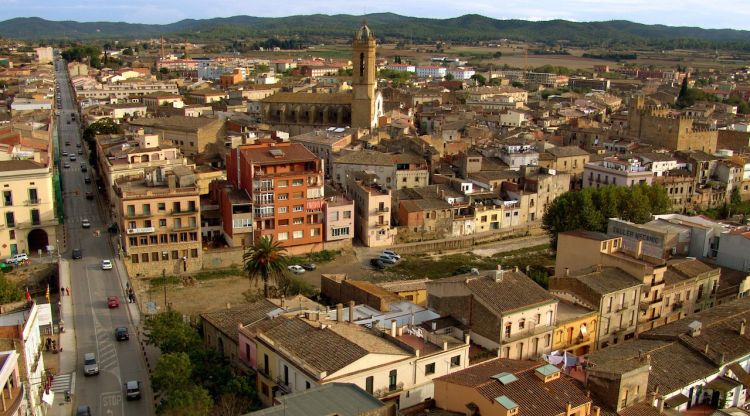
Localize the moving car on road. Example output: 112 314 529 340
115 327 129 341
81 219 90 228
72 248 82 259
83 353 99 376
107 296 119 308
101 260 112 270
125 380 142 400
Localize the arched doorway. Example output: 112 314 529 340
27 229 49 254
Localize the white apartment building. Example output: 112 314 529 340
415 66 447 78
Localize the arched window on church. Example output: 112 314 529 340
359 52 365 77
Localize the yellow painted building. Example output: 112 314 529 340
0 160 58 259
376 278 429 306
552 301 598 356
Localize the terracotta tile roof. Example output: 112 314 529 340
570 267 644 296
200 299 278 342
667 258 718 278
437 359 591 416
0 159 46 172
258 318 410 376
377 278 430 293
128 115 222 132
547 146 589 158
430 270 556 315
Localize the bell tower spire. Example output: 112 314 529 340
351 22 378 129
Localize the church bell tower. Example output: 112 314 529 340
351 22 378 129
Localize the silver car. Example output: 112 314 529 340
83 353 99 376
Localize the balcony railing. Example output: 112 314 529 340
24 199 42 206
502 323 552 344
275 378 291 395
123 212 152 219
0 384 24 416
15 219 58 229
376 206 390 213
170 208 197 216
374 221 390 228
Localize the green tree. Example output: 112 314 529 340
144 311 201 354
153 353 213 416
242 236 288 298
731 187 742 206
444 73 455 81
152 352 192 393
0 273 23 303
159 67 169 74
542 191 601 248
470 73 486 86
676 77 689 107
122 48 134 56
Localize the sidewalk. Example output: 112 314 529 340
50 258 76 415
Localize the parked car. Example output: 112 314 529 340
125 380 141 400
378 254 398 264
115 327 129 341
69 155 76 161
83 353 99 376
81 164 87 172
101 260 112 270
287 265 305 274
76 143 82 148
85 192 94 200
302 263 316 271
5 253 28 265
370 258 386 270
62 151 68 156
84 176 91 184
81 219 91 228
72 248 82 259
77 149 83 155
382 250 401 260
63 163 70 169
107 296 119 308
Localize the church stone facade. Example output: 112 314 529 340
260 23 383 135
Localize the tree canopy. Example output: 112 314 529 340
542 184 671 248
243 236 289 298
0 273 23 304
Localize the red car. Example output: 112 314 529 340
107 296 119 308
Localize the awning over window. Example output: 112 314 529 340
728 362 750 388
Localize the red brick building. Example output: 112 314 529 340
222 139 325 253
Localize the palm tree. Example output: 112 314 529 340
243 236 288 298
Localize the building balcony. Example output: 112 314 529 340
15 219 58 229
501 323 552 344
24 199 42 206
374 221 390 228
671 301 684 312
376 206 390 213
0 384 24 416
172 224 199 232
170 208 197 216
125 227 156 235
275 378 291 395
123 212 153 219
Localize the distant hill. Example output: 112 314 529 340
2 13 750 49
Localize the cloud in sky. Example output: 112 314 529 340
2 0 750 30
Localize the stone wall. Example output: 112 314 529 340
202 247 244 270
393 223 542 255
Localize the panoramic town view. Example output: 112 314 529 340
1 1 750 415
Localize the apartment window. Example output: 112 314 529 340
293 217 304 225
425 362 436 375
450 355 461 368
8 230 14 240
127 205 135 216
139 236 148 245
157 203 166 211
330 211 340 221
131 256 139 264
504 323 512 338
292 191 303 199
191 248 198 258
2 191 12 206
28 188 38 203
607 297 613 313
278 219 289 226
189 232 198 241
149 236 158 244
180 233 188 242
305 381 310 390
388 370 397 391
144 220 153 228
518 319 525 330
292 230 303 239
160 235 167 243
686 290 691 300
173 202 181 212
171 250 179 259
343 211 352 219
142 204 151 215
263 354 269 374
129 237 138 246
503 347 511 358
141 253 149 263
30 209 40 225
292 179 304 186
277 193 288 201
277 180 288 188
151 252 159 262
292 205 303 212
278 206 288 214
365 376 374 394
162 252 169 260
310 228 320 237
544 334 551 347
283 365 289 385
331 227 350 237
536 314 541 325
278 232 289 241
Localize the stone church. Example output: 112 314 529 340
260 23 384 135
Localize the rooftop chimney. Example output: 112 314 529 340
635 240 644 259
565 267 569 276
431 321 437 331
336 303 344 323
390 319 397 337
348 300 355 323
494 265 504 283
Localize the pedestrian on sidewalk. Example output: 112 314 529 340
66 287 70 296
60 287 64 297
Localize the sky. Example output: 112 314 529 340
1 0 750 31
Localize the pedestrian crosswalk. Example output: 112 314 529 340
97 329 120 373
50 372 73 393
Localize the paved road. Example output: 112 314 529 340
55 60 153 416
